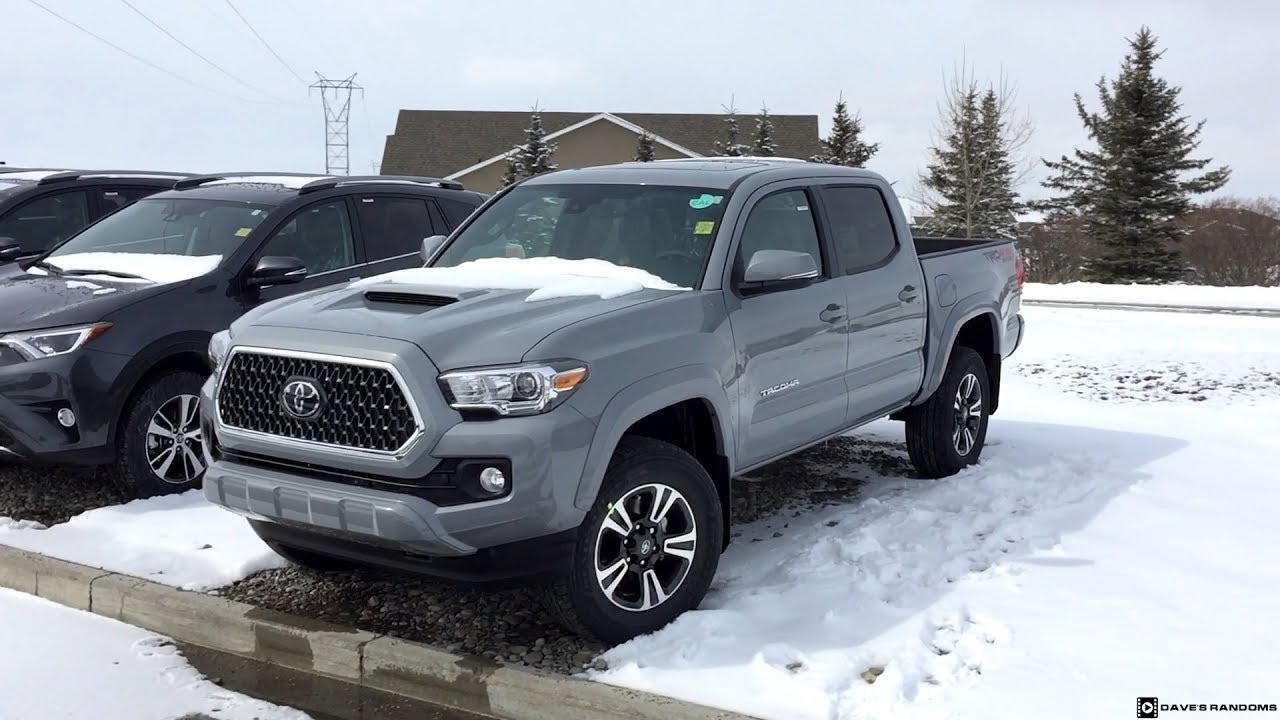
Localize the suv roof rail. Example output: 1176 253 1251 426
297 175 466 195
172 172 331 190
653 156 810 164
36 170 192 185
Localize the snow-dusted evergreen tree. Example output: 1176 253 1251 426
634 131 656 161
713 101 750 157
810 95 879 167
1037 26 1231 283
513 109 558 177
499 153 521 188
919 63 1032 238
752 104 777 157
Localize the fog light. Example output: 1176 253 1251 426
57 408 76 428
478 466 506 494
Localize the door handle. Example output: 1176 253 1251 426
819 304 846 323
898 285 918 302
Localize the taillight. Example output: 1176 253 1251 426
1015 256 1026 287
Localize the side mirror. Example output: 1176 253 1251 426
741 249 819 287
246 255 307 287
420 235 446 263
0 237 20 264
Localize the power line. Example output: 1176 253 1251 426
222 0 306 85
117 0 293 104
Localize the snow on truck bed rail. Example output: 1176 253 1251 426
352 256 688 301
1023 281 1280 310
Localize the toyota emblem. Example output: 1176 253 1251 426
280 377 325 420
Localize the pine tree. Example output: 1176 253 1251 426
713 102 750 157
514 109 557 177
634 131 656 161
499 153 521 188
1038 26 1231 283
810 95 879 167
919 65 1032 238
752 104 776 156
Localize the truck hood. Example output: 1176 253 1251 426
0 263 181 332
250 278 679 370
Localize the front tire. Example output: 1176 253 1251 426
114 370 209 499
542 436 722 644
904 346 991 479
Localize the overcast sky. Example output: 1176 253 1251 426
2 0 1275 201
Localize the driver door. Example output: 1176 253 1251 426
244 198 363 304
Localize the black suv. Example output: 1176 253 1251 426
0 169 190 262
0 172 487 498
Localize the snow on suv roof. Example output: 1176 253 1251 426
0 170 69 182
203 175 333 190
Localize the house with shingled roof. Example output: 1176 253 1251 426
380 109 823 193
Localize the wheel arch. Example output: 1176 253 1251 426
108 335 212 448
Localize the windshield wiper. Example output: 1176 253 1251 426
31 260 65 275
60 268 147 280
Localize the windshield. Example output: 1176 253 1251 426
41 197 272 283
431 184 730 288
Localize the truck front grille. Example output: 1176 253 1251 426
216 350 419 454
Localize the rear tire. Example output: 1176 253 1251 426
113 370 209 499
904 346 990 479
541 436 722 645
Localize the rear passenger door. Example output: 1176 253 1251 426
353 195 442 276
815 183 927 421
726 185 851 469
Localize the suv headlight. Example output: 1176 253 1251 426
439 361 588 417
208 329 233 378
0 323 112 362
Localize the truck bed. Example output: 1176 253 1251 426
912 235 1012 258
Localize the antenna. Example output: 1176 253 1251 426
309 73 364 175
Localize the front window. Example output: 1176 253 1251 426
39 197 272 283
431 184 731 288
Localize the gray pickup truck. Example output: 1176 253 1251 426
199 158 1025 643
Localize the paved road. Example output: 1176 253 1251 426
1022 298 1280 318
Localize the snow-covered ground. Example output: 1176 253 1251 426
592 305 1280 719
0 588 309 720
0 490 285 591
2 301 1278 719
1023 281 1280 310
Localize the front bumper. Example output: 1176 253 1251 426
0 348 127 464
199 328 595 579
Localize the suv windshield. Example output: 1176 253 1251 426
40 197 272 283
431 184 730 288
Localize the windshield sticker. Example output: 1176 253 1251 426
689 193 723 209
694 221 716 235
234 227 253 237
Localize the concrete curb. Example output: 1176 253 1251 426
1022 298 1280 318
0 544 757 720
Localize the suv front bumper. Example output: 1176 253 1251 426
0 349 128 465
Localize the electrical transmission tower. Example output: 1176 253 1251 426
309 73 363 175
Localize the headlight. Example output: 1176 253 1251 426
0 322 112 361
208 329 232 377
439 361 588 416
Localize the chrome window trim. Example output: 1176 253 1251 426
213 345 427 461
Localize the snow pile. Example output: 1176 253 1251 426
0 589 310 720
1024 281 1280 310
0 490 286 591
27 252 222 284
352 256 688 301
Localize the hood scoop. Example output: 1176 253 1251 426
363 289 458 308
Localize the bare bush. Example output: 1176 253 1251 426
1181 197 1280 286
1018 219 1097 284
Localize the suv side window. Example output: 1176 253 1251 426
435 196 480 229
98 186 159 214
819 185 899 273
735 189 824 277
355 196 434 261
0 190 90 254
258 200 357 274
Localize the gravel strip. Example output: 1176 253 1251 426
220 436 915 673
0 459 129 526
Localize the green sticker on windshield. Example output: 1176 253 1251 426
689 193 723 209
